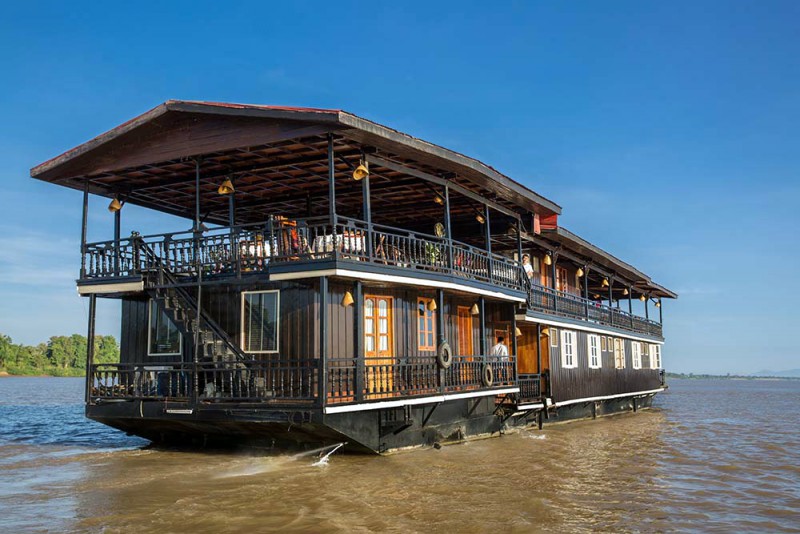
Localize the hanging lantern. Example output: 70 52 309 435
543 253 552 266
352 160 369 181
602 277 609 288
470 303 480 315
639 294 646 302
515 327 522 337
107 197 122 213
217 178 234 195
427 299 437 311
576 267 584 278
342 291 354 307
623 288 629 296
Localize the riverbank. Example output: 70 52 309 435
0 368 84 378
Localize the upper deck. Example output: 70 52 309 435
32 100 674 339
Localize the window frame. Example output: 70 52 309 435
560 329 577 369
147 299 182 357
587 334 601 369
650 344 662 369
240 289 280 354
614 338 626 369
632 341 642 369
417 297 437 351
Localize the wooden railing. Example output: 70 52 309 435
527 283 663 338
517 373 544 401
82 216 524 293
91 355 516 406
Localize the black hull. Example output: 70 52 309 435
88 392 659 454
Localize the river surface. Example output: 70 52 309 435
0 378 798 533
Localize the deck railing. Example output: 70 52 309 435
526 284 662 338
517 373 544 401
90 355 516 405
82 215 524 293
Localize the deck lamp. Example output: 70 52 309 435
342 291 354 307
601 277 609 288
470 303 480 315
515 327 522 337
639 294 647 302
576 267 584 278
433 194 445 206
475 213 486 224
655 300 661 308
107 197 123 212
353 160 369 181
218 177 234 195
427 299 437 311
543 253 552 266
541 327 550 336
623 288 629 296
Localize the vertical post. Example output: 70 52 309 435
608 276 614 325
583 266 590 319
85 293 96 403
354 280 364 402
479 297 487 360
229 179 238 277
510 305 518 383
515 219 523 265
437 288 446 394
319 276 329 406
484 204 492 281
362 152 372 260
645 296 650 320
327 134 336 225
81 180 89 279
628 285 634 329
444 185 453 270
659 300 663 324
551 253 558 313
192 158 202 405
113 210 121 276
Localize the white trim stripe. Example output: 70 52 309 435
77 281 144 294
516 402 545 411
518 314 664 345
323 387 519 414
272 269 526 303
554 388 665 408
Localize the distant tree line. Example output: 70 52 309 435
0 333 119 376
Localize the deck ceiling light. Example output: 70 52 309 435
515 327 522 337
107 197 122 213
623 288 629 296
217 177 234 195
602 277 609 288
433 194 445 206
352 160 369 181
593 293 601 299
470 303 480 315
427 299 437 312
639 294 647 302
342 291 354 307
655 300 661 308
541 327 550 336
543 253 552 266
475 213 486 224
576 267 584 278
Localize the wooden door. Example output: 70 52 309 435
457 306 474 357
517 327 539 374
365 295 394 396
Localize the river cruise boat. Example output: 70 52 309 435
32 101 676 453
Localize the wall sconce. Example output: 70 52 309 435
433 194 444 206
470 303 480 315
543 253 552 266
602 277 609 288
576 267 584 278
515 327 522 337
107 197 122 213
352 160 369 181
217 177 234 195
342 291 354 307
427 299 437 311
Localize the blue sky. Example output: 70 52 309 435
1 1 798 374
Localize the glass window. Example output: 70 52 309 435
601 335 607 352
561 329 577 369
417 298 437 351
242 290 279 353
549 328 558 347
651 344 662 369
588 334 601 369
614 338 626 369
148 300 181 356
632 341 642 369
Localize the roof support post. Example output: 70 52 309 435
437 288 446 395
319 276 329 407
113 209 120 277
192 158 202 407
583 266 590 319
80 180 89 279
327 134 336 225
608 277 614 325
354 280 364 402
228 178 240 277
551 252 558 313
629 286 634 329
484 204 492 281
361 151 373 260
645 295 650 320
444 185 453 270
85 293 96 404
479 297 487 361
659 300 663 324
510 304 518 382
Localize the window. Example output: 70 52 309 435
588 334 601 369
651 344 662 369
556 267 569 292
241 290 279 353
614 338 626 369
365 296 393 357
417 297 436 351
632 341 642 369
601 336 607 352
561 329 577 369
148 300 182 356
549 328 558 347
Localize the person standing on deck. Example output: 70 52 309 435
491 336 509 361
